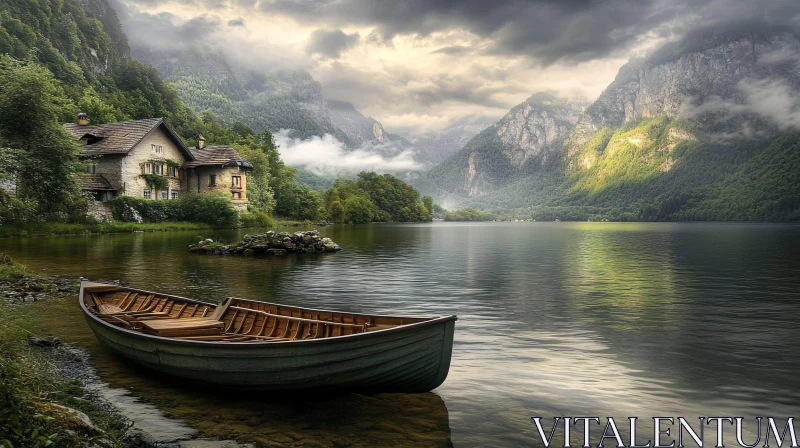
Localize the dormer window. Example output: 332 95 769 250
86 163 96 174
79 134 103 145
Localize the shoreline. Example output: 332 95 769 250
0 219 320 239
0 257 252 447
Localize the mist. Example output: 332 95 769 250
683 77 800 132
274 130 422 176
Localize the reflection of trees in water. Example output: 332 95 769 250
564 223 681 330
561 223 800 418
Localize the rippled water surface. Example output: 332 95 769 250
2 222 799 446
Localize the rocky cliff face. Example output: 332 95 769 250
564 29 800 165
494 92 585 167
426 92 585 197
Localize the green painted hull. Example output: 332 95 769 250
81 284 456 392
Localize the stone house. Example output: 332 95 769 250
64 114 252 208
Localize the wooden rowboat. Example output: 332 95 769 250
79 279 457 392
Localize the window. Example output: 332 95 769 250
169 166 176 177
161 190 168 200
151 144 163 154
231 176 241 187
144 163 152 174
86 164 96 174
209 175 217 186
143 189 151 199
232 191 241 200
154 164 163 175
171 191 179 200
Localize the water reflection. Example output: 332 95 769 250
2 222 800 446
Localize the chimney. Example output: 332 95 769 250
77 112 88 126
196 134 205 149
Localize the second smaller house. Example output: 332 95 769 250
183 136 253 207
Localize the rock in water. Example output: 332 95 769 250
188 230 342 256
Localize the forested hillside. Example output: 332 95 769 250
135 46 353 142
0 0 199 134
424 25 800 221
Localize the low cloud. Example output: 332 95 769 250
683 77 800 131
275 130 422 175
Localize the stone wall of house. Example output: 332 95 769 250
119 128 187 200
92 154 123 189
185 165 248 207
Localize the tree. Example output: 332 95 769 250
422 195 433 214
0 56 82 220
275 182 320 220
77 88 123 124
344 195 376 224
328 200 345 223
236 143 275 214
356 171 429 222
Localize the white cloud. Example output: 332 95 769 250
274 130 423 175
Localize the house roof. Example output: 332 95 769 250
75 174 115 191
64 118 195 161
183 146 253 170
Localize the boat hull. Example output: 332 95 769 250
82 293 455 392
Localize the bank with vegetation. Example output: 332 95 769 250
0 256 135 447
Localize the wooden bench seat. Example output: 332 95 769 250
138 317 224 337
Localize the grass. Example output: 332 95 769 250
0 259 129 447
0 221 212 238
0 218 321 239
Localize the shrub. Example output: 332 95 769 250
176 192 238 228
109 196 179 223
109 193 238 227
239 210 275 228
0 196 42 226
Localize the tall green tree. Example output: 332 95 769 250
0 56 82 220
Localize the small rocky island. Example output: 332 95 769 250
188 230 342 256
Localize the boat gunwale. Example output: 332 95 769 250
79 279 457 347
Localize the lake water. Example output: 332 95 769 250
2 222 799 446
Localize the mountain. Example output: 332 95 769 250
133 46 354 142
563 25 800 166
424 92 586 198
327 100 415 157
411 120 493 167
327 100 387 146
434 25 800 221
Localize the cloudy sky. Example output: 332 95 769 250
113 0 800 136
